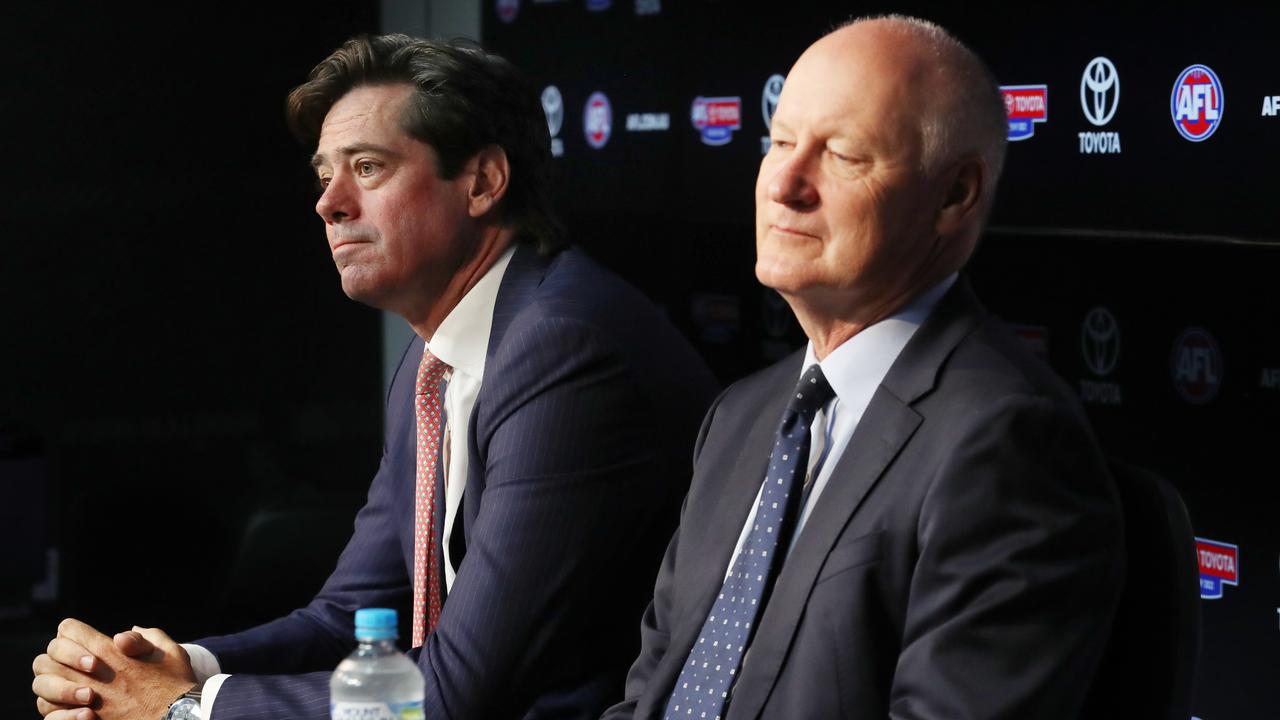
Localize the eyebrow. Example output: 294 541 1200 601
310 143 400 170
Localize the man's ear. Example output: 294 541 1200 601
466 144 511 219
935 154 985 240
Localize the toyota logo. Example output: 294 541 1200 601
1081 306 1120 377
761 74 785 129
541 85 564 138
1080 57 1119 127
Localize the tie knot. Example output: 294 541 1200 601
416 349 451 396
787 364 834 420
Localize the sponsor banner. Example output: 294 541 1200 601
691 96 742 146
1170 327 1223 404
1081 307 1120 376
541 86 565 157
1195 537 1239 600
1010 324 1049 361
1260 368 1280 390
1079 307 1122 405
625 112 670 131
496 0 519 23
1171 64 1224 141
760 73 784 154
1263 95 1280 117
583 91 613 149
1080 57 1120 126
1078 57 1121 154
1001 85 1048 141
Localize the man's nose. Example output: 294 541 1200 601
315 174 355 223
768 153 819 208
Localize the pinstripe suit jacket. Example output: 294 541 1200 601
196 245 718 719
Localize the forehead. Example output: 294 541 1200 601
774 28 927 152
317 83 416 150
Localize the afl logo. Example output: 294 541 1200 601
583 91 612 149
1171 64 1224 141
1081 307 1120 377
1170 326 1223 404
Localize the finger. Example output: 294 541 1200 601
133 625 179 652
47 637 99 673
35 697 88 718
36 696 69 717
32 654 86 681
43 707 96 720
56 619 114 659
113 629 157 658
31 673 94 706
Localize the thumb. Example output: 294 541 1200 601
113 628 158 657
133 626 182 655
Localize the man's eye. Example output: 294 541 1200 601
357 161 376 175
317 176 332 190
771 139 793 150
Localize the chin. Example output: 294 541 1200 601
339 272 386 309
755 255 810 296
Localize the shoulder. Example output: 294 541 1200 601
935 314 1087 424
489 246 710 378
696 350 803 435
509 247 662 329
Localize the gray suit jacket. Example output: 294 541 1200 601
605 277 1124 719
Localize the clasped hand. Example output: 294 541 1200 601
31 618 196 720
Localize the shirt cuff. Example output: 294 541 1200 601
200 674 232 717
181 643 222 683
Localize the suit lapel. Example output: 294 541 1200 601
725 277 989 720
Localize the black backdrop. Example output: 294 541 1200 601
1 3 382 714
2 1 1277 717
483 2 1279 718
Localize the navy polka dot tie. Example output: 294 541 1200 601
663 364 835 720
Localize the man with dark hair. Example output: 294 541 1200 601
604 16 1123 719
32 34 717 720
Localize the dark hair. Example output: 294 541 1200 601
287 34 564 254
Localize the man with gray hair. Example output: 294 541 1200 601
604 16 1122 719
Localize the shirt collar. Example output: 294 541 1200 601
802 273 957 403
425 245 517 380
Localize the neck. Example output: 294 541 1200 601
785 272 948 360
409 225 515 340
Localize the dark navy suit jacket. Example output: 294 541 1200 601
197 245 718 719
604 278 1124 719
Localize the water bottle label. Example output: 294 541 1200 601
330 701 425 720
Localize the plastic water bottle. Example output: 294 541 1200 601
330 608 426 719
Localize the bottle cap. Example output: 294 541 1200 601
354 608 399 641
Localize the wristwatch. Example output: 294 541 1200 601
163 686 203 720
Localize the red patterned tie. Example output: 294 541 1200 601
412 349 450 648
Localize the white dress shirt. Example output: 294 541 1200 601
724 274 955 579
184 246 516 713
